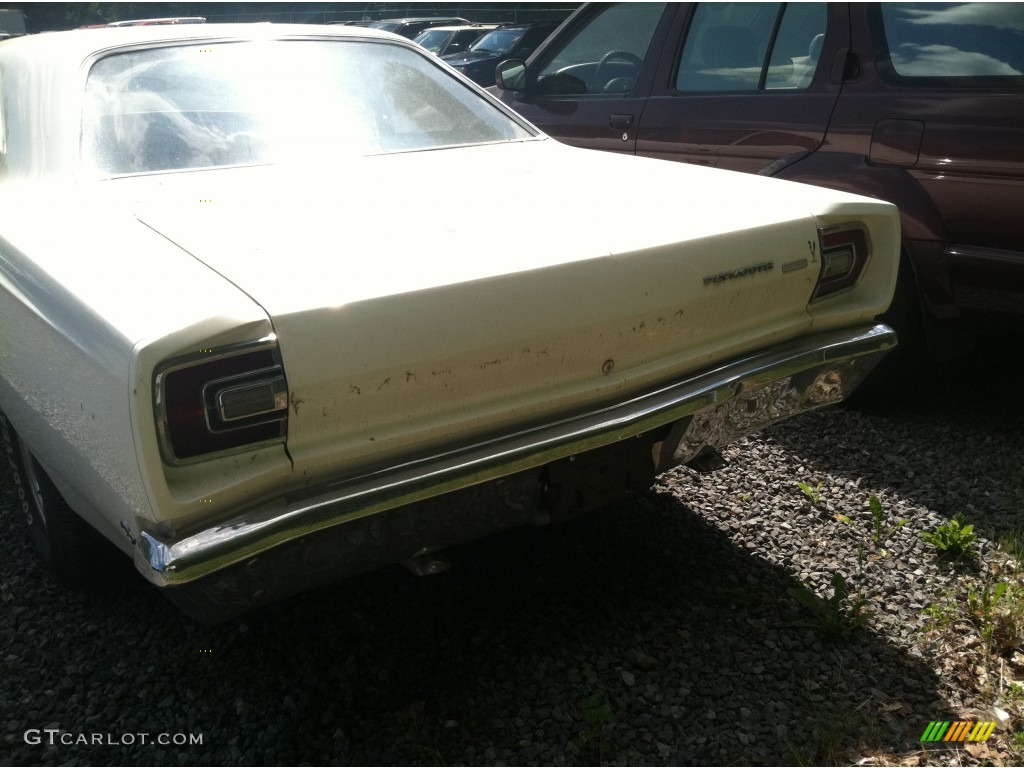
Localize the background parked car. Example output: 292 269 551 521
0 7 26 36
367 16 471 39
443 21 558 86
414 23 498 57
493 2 1024 381
105 16 206 26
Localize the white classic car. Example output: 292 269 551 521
0 24 898 622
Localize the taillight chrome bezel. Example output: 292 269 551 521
811 225 872 302
203 369 288 432
154 337 288 466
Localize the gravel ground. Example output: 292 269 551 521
2 337 1022 766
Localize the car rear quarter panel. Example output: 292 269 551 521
807 203 901 328
0 184 281 546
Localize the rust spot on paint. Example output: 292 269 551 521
481 356 509 370
290 393 305 415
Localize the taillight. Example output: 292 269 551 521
812 226 871 301
155 339 288 464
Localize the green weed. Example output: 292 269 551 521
998 528 1024 565
578 697 616 764
921 598 960 632
791 572 870 638
797 480 824 507
921 513 977 561
967 581 1024 658
1012 731 1024 755
968 581 1009 618
869 495 909 553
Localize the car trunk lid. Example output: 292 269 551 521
132 141 827 483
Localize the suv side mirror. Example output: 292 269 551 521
495 59 527 92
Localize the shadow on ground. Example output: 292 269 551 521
769 331 1024 548
3 487 947 765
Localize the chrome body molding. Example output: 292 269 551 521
137 323 895 609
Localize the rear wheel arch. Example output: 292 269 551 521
0 410 114 582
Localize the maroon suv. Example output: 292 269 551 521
493 2 1024 370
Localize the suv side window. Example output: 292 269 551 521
675 2 827 92
878 2 1024 82
533 3 667 96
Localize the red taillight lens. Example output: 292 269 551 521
812 226 871 301
157 344 288 464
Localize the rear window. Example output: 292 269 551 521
81 39 533 176
878 3 1024 83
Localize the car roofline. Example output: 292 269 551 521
0 22 407 65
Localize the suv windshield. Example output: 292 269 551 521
414 28 451 52
469 28 524 55
82 39 533 175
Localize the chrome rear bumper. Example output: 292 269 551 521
138 323 895 621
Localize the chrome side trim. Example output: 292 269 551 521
137 323 896 587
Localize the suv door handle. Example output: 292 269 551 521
609 114 634 130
